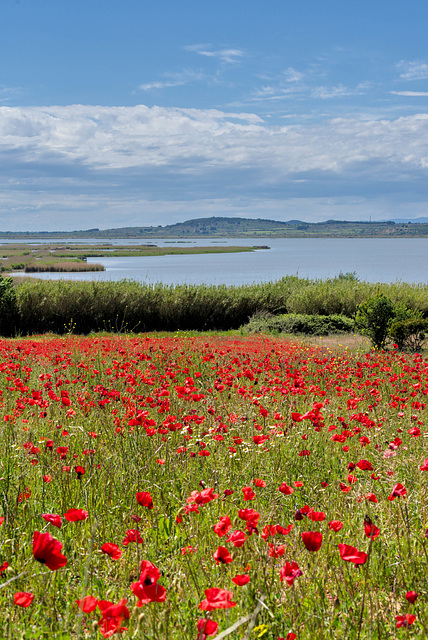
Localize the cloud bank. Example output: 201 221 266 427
1 104 428 230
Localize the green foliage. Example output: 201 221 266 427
242 313 354 336
0 277 18 336
355 294 396 350
390 317 428 352
8 275 428 337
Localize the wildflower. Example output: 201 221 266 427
396 613 416 628
136 491 154 509
278 482 294 495
122 529 143 546
199 588 236 611
226 530 247 548
97 598 129 638
213 546 233 564
388 483 407 501
280 561 302 586
64 508 89 522
301 531 323 552
328 520 343 532
32 531 67 571
232 574 250 586
197 619 218 638
405 591 418 604
364 515 380 540
213 516 232 537
76 595 98 612
41 513 62 528
101 543 123 560
14 592 34 607
338 543 367 565
242 486 256 500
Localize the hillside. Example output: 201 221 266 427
2 216 428 238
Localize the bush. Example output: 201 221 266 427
0 277 19 336
355 294 396 350
242 313 354 336
390 318 428 352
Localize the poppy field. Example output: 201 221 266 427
1 333 428 639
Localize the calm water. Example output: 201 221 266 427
10 237 428 285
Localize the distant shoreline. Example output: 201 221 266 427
2 216 428 239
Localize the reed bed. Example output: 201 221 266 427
7 276 428 336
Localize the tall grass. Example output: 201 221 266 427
9 276 428 335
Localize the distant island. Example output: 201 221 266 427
2 216 428 238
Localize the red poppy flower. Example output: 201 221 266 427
388 483 407 501
101 543 123 560
338 543 367 565
364 516 380 540
232 574 250 586
131 579 167 605
242 486 256 501
420 459 428 471
32 531 67 571
365 493 378 503
277 524 294 535
136 491 154 509
14 592 34 607
41 513 62 529
356 459 373 471
280 561 302 586
238 509 260 526
76 595 98 612
301 531 323 552
254 478 266 487
278 483 294 495
269 543 286 558
307 509 326 522
226 530 247 548
213 546 233 564
199 588 236 611
75 466 85 478
197 618 218 638
405 591 418 604
328 520 343 532
123 529 143 546
213 516 232 537
64 508 89 522
97 598 129 638
396 613 416 628
195 488 219 504
339 483 351 493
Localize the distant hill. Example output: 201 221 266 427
2 216 428 238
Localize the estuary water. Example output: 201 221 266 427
10 237 428 285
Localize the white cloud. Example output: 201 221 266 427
185 44 245 64
1 104 428 228
282 67 304 83
397 60 428 80
1 105 428 175
139 70 205 91
312 84 363 99
390 91 428 97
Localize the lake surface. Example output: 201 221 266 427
10 237 428 285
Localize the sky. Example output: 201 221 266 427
2 0 428 231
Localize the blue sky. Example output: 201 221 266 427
2 0 428 230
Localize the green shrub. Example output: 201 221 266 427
390 318 428 352
355 294 396 350
242 313 354 336
0 277 19 336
